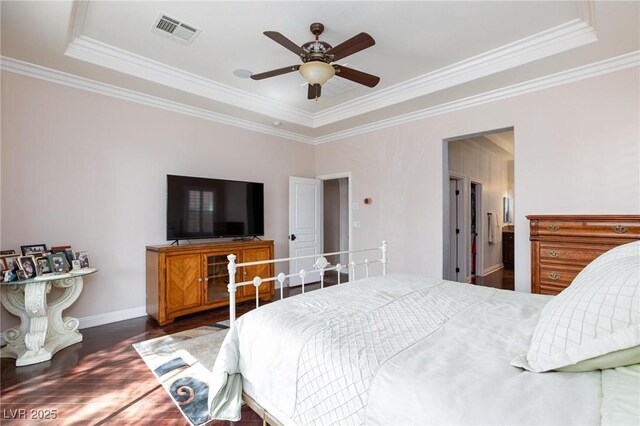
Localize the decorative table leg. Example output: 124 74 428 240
0 284 30 360
1 276 84 366
47 277 83 351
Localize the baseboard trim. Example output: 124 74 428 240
0 306 148 347
79 306 147 329
482 263 505 276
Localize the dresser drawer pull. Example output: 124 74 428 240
546 250 561 258
611 225 629 234
546 224 560 232
547 272 561 280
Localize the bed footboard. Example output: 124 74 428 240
227 241 387 324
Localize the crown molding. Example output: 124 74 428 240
314 17 598 127
64 4 598 129
313 51 640 144
0 56 315 144
2 51 637 146
65 35 315 127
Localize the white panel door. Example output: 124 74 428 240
288 177 322 286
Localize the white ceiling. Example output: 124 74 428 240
1 1 639 143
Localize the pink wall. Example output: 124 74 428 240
0 72 315 329
315 67 640 292
2 66 639 332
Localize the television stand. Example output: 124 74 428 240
145 240 274 325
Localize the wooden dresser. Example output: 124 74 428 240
528 215 640 295
146 240 274 325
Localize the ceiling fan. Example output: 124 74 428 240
250 23 380 100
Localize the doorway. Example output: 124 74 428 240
443 128 515 290
322 177 350 284
447 176 464 281
288 173 352 287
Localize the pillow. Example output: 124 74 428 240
512 240 640 372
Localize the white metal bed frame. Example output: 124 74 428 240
226 241 387 324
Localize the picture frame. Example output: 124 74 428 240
64 248 75 265
35 257 51 275
50 245 71 252
4 270 16 282
48 253 68 273
71 259 82 270
18 256 37 279
16 270 27 281
75 251 90 268
21 244 48 256
3 255 22 273
0 249 16 255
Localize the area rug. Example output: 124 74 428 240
133 322 230 425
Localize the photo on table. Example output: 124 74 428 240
48 253 68 273
18 256 38 279
3 270 16 282
21 244 48 256
3 255 22 273
35 256 51 275
75 251 90 268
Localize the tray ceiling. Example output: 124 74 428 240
1 1 639 143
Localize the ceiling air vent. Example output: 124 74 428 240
151 13 201 45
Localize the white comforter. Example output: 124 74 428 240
209 274 605 425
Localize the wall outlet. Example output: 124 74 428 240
353 221 361 228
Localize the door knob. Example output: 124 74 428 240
290 234 297 241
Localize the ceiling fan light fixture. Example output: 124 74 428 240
299 61 335 85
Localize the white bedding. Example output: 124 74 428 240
209 274 629 425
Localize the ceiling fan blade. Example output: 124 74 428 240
264 31 304 56
334 65 380 88
307 84 321 100
250 65 300 80
325 32 375 61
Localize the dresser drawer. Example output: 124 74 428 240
539 282 571 295
534 219 640 239
539 264 583 288
538 243 611 266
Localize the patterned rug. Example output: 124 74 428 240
133 322 230 425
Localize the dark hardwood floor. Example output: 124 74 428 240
0 281 340 425
470 267 514 290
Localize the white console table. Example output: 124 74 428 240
0 268 97 366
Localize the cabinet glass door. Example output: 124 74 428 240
204 253 238 303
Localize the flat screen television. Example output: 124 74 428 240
167 175 264 241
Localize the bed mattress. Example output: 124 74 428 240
209 274 629 425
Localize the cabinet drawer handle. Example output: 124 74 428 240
204 277 209 282
197 277 203 283
547 272 561 280
546 224 560 232
547 250 561 258
611 225 629 234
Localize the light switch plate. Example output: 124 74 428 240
353 221 361 228
352 202 359 210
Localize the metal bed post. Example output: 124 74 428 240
227 254 237 325
381 240 387 276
